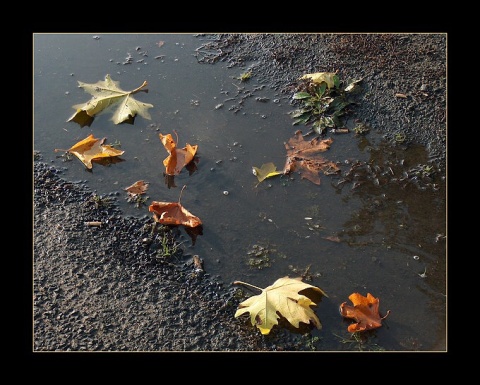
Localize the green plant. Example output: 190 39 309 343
157 231 183 259
290 75 360 135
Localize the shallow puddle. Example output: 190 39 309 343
33 33 446 351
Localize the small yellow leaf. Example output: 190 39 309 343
252 162 282 183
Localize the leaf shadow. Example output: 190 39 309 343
163 156 200 189
91 157 125 168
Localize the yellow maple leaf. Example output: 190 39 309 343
234 276 327 335
55 134 124 169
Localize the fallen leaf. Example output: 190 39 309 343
125 180 149 196
299 72 338 89
149 201 202 228
54 134 124 169
283 130 340 185
234 276 327 335
344 78 363 92
323 235 341 242
67 74 154 127
159 132 198 176
252 162 282 184
339 292 391 333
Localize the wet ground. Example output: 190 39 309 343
32 33 447 352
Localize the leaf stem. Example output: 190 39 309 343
178 185 186 204
233 280 263 292
131 80 149 95
173 129 179 146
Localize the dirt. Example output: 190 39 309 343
32 33 446 352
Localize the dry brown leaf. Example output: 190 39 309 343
283 130 340 185
125 180 149 196
323 235 341 242
149 201 202 228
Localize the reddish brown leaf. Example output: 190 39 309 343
283 130 340 185
149 201 202 228
323 235 341 242
339 292 391 333
125 180 149 196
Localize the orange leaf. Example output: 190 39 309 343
125 180 149 196
339 292 391 333
159 133 198 176
149 201 202 228
283 130 339 185
55 134 124 169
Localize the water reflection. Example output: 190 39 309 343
335 137 445 248
329 136 446 350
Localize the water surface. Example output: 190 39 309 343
33 33 446 351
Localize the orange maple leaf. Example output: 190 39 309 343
283 130 340 185
54 134 124 170
159 132 198 176
339 292 391 333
